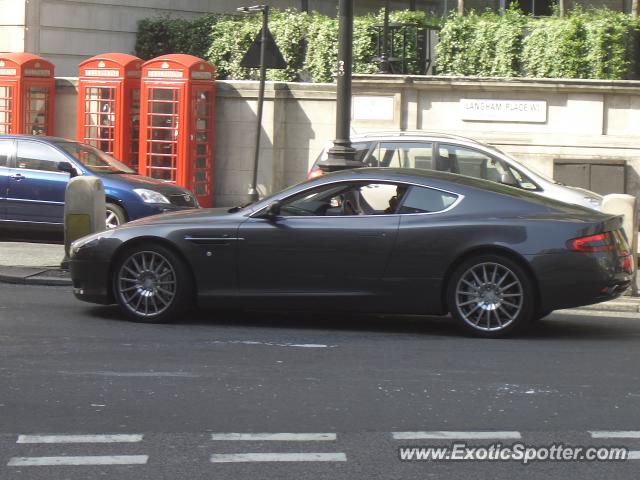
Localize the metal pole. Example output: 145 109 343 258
249 6 269 202
325 0 356 170
378 0 391 73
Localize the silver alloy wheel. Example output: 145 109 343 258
116 251 177 317
454 261 523 332
105 209 120 229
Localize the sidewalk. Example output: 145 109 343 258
0 242 71 286
0 240 639 315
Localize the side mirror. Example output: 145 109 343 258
58 161 78 178
500 171 518 187
263 201 281 220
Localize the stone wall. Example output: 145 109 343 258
53 75 640 206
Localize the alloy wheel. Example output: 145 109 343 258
105 210 121 229
116 251 177 318
454 261 524 332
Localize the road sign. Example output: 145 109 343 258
240 27 287 69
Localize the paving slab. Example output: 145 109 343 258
0 242 65 268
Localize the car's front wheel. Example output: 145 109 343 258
113 244 194 323
447 254 534 337
106 203 126 229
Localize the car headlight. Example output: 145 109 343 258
70 229 115 256
584 196 602 210
134 188 170 204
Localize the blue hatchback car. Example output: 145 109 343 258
0 135 199 231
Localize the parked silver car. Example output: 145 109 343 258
309 132 602 210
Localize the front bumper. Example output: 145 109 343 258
70 258 112 305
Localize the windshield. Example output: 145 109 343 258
55 141 135 174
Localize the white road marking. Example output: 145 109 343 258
211 433 336 441
392 431 522 440
17 434 143 444
628 451 640 460
210 452 347 463
7 455 149 466
211 340 335 348
590 431 640 438
58 370 199 378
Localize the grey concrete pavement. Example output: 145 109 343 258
0 242 70 286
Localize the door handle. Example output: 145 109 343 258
10 174 25 181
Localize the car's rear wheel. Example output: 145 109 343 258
113 244 193 323
106 203 126 229
447 254 534 337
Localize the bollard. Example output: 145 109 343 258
601 194 638 296
61 177 106 269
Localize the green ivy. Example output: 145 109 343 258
136 7 640 81
135 14 220 60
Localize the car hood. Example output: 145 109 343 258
122 208 233 228
98 173 193 196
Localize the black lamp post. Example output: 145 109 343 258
324 0 360 172
238 4 269 202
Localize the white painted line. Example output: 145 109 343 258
7 455 149 466
210 452 346 463
392 431 522 440
210 433 336 441
17 434 143 444
590 431 640 439
628 451 640 460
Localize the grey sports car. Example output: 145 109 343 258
70 168 633 337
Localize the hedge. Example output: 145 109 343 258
437 7 640 80
134 7 640 81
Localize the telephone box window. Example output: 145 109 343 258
0 86 12 134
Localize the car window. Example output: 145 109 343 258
438 144 506 182
508 166 538 190
0 139 11 167
16 141 68 172
374 142 433 169
279 182 404 216
398 186 459 214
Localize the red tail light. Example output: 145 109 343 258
307 168 324 180
568 232 615 253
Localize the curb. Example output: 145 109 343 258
0 267 72 287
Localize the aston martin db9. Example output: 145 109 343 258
70 168 633 337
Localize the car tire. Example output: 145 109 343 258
112 244 194 323
447 254 534 338
106 203 127 229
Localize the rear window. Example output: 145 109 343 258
399 186 459 214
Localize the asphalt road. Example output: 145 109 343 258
1 283 640 479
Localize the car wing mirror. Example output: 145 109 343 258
57 161 78 178
500 171 518 187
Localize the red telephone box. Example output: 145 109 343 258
0 53 54 135
77 53 142 169
139 54 216 207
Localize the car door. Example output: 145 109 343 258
237 181 401 306
6 140 72 224
0 138 15 221
385 184 464 313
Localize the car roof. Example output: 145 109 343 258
348 130 489 145
316 167 547 202
0 134 75 143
